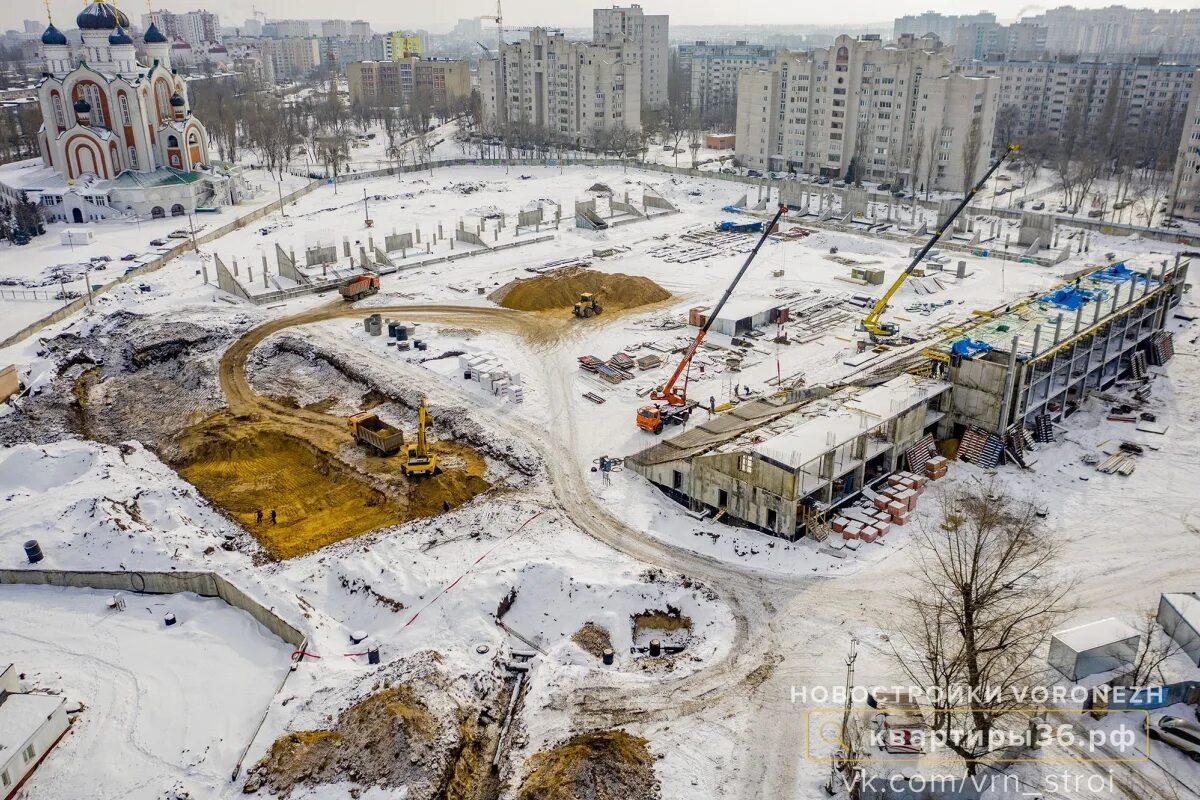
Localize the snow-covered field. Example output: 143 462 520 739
1 155 1199 799
0 584 294 800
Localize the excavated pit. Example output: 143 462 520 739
170 410 492 560
489 268 670 314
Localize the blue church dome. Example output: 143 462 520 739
41 24 68 46
76 0 131 31
108 26 133 46
169 93 185 107
143 22 167 44
74 98 92 114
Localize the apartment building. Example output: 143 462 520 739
142 9 221 45
479 28 641 145
263 37 321 79
347 58 471 107
593 5 668 108
893 10 995 42
1029 6 1200 59
953 21 1048 62
322 20 348 38
224 37 276 85
1169 72 1200 221
385 32 423 60
322 35 387 72
678 41 776 119
963 55 1196 144
262 20 311 39
735 34 998 192
349 21 372 39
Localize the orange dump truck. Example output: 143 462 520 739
339 274 380 301
348 412 404 455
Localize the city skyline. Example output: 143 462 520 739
16 0 1200 34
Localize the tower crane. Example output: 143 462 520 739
636 204 788 434
860 143 1020 341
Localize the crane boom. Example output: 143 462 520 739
651 204 788 406
861 143 1019 339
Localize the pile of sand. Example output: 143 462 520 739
490 268 670 313
571 622 614 658
516 730 659 800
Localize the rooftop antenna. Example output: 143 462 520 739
44 0 52 23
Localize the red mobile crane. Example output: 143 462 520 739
636 204 788 434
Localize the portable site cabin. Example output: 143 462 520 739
1157 593 1200 665
0 664 70 799
690 297 784 337
1048 618 1141 681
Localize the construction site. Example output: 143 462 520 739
2 144 1199 800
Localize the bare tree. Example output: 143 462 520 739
663 100 689 167
1124 613 1184 687
960 118 983 197
891 481 1075 776
909 124 926 196
317 132 351 191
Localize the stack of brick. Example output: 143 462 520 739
877 473 925 526
925 455 949 480
829 507 892 544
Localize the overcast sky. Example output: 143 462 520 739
23 0 1200 33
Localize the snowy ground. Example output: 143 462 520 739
1 159 1198 799
0 584 294 800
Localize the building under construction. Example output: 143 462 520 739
627 375 950 539
933 256 1187 441
627 256 1188 539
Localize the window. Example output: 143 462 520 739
128 146 138 169
739 454 754 474
2 769 10 788
118 93 131 126
23 744 36 763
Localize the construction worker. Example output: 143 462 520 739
442 500 450 513
733 383 739 397
270 509 277 524
709 396 716 413
255 509 263 525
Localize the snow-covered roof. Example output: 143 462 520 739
751 376 948 469
1052 618 1141 654
0 693 64 761
1162 593 1200 629
842 374 949 419
712 296 780 323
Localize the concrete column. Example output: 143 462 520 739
996 334 1022 434
248 264 253 281
1074 304 1083 335
202 264 209 284
1093 297 1102 324
232 258 239 276
1031 324 1042 356
1054 313 1064 344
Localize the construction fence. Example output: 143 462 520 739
0 567 306 648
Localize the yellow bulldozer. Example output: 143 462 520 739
572 292 602 318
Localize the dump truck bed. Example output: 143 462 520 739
350 413 404 455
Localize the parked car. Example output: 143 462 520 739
121 253 138 261
720 167 737 175
149 238 166 246
1087 209 1104 218
995 187 1010 195
1148 715 1200 761
1032 201 1046 211
747 169 763 177
1056 205 1068 213
168 229 189 238
90 255 111 263
996 174 1011 181
1163 220 1183 229
878 182 892 191
816 176 831 185
833 180 847 188
892 189 907 197
662 144 674 151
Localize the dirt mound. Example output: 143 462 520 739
490 269 669 313
516 730 659 800
572 622 613 659
250 685 450 798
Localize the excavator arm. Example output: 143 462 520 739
650 204 788 406
861 143 1020 340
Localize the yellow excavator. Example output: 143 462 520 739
860 143 1020 341
403 397 440 477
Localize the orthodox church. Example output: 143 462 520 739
0 0 249 222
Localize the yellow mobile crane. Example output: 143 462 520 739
860 143 1020 341
403 398 440 477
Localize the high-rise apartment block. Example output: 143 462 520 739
735 34 998 193
593 5 668 108
479 28 641 144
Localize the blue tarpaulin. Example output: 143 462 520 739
721 205 745 214
1090 262 1150 284
1040 285 1106 311
718 220 763 233
950 339 993 359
